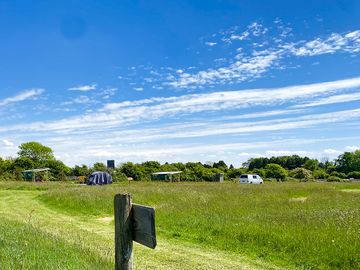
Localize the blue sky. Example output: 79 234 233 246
1 0 360 166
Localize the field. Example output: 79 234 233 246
0 181 359 270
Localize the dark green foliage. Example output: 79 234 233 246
72 164 91 177
119 162 148 181
265 163 287 181
304 159 319 171
347 171 360 179
245 155 309 170
92 162 107 172
226 168 246 179
42 159 71 180
212 160 228 171
313 169 329 179
330 171 347 179
335 150 360 173
13 157 35 170
112 171 128 182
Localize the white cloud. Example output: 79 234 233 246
2 139 14 147
164 27 360 89
68 84 97 91
0 88 44 107
323 148 341 155
133 87 144 91
62 96 92 106
293 92 360 108
288 30 360 56
345 146 360 151
205 42 217 46
2 76 360 135
265 150 309 156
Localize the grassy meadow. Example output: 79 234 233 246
0 181 359 269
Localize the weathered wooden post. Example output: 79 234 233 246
114 194 156 270
114 194 133 270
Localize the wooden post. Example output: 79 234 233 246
114 194 133 270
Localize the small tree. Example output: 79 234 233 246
18 141 54 164
92 162 107 172
265 163 287 182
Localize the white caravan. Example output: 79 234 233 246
239 174 264 184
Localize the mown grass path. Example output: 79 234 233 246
0 189 285 270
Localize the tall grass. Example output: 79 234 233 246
38 181 360 269
0 218 112 269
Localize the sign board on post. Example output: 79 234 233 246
132 204 156 249
114 194 156 270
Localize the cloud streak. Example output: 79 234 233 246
164 26 360 89
68 84 97 91
0 88 44 107
1 76 360 135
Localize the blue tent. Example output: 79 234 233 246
87 171 112 185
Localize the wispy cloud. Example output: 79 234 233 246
1 77 360 135
165 27 360 89
0 88 44 107
345 145 360 151
293 92 360 108
68 84 97 91
2 139 14 147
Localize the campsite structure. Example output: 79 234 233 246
151 171 182 182
22 168 50 182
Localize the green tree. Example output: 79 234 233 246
265 163 287 182
18 142 54 164
72 165 91 177
43 159 71 180
92 162 107 172
213 160 228 171
304 159 319 171
13 157 35 170
335 150 360 173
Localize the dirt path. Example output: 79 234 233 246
0 190 289 270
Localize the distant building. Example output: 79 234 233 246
151 171 182 182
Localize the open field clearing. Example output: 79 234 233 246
0 181 359 269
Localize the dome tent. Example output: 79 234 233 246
87 171 112 185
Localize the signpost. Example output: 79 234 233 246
114 194 156 270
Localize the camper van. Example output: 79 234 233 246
239 174 263 184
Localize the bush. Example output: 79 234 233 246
313 169 329 180
265 163 287 182
330 171 347 179
347 171 360 179
290 168 313 181
113 171 128 182
327 176 343 182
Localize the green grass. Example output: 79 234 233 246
0 218 111 269
0 181 359 269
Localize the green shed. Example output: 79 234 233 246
22 168 50 181
151 171 182 182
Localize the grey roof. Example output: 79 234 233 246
151 171 182 175
22 168 51 173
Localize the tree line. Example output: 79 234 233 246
1 141 360 182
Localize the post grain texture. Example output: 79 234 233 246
114 194 133 270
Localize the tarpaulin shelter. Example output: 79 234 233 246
87 171 112 185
